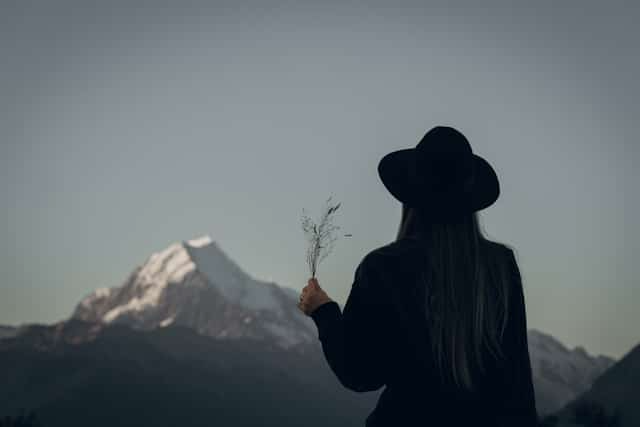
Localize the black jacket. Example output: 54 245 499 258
310 236 539 427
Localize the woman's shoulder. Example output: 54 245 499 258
366 237 415 258
483 240 521 271
361 237 518 273
360 237 425 272
483 238 513 255
352 241 416 293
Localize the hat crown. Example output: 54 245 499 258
414 126 475 191
416 126 473 156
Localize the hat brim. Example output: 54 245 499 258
377 148 500 212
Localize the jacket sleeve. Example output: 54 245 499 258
496 249 540 427
309 255 389 392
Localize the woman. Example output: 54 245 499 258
297 126 539 426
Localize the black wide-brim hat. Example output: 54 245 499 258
377 126 500 216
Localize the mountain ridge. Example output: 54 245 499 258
1 234 623 421
549 342 640 426
527 328 616 415
72 234 316 349
0 319 375 427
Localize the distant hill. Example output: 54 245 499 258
547 342 640 427
0 326 19 340
528 329 615 416
0 320 377 427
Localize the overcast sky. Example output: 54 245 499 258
1 0 638 359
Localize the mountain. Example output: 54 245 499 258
0 322 620 427
3 235 620 425
0 319 377 427
548 342 640 427
72 235 316 349
527 329 616 416
0 325 20 339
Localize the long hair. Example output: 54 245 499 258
396 203 512 392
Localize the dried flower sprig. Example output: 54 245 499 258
301 196 342 278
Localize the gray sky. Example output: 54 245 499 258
1 0 638 359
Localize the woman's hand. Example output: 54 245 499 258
298 277 333 316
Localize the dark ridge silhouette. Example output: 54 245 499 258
0 321 377 427
544 342 640 427
541 399 621 427
0 410 43 427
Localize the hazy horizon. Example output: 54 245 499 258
1 0 638 359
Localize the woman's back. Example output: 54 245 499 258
362 235 538 426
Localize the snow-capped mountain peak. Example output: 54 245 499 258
73 235 315 348
182 235 281 312
186 235 214 248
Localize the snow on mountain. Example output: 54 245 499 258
183 235 282 312
527 328 616 416
73 235 316 349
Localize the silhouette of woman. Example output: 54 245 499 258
298 126 539 427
